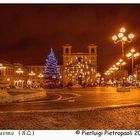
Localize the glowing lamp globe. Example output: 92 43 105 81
120 27 126 33
112 35 118 41
119 59 123 62
122 62 126 65
126 53 132 58
118 33 124 38
128 33 134 39
116 62 120 66
131 49 135 53
122 36 127 41
134 52 140 57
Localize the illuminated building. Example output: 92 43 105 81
63 44 97 85
0 44 97 88
0 59 63 88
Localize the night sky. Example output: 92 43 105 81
0 4 140 72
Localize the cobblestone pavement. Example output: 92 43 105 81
0 107 140 129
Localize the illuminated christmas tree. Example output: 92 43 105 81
44 48 60 80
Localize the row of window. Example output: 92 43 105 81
0 69 13 75
27 67 43 72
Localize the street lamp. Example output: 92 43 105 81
126 49 140 75
96 73 101 85
105 59 127 87
112 27 134 58
96 73 101 77
29 71 35 76
16 68 24 74
0 64 6 69
107 64 119 81
115 59 126 86
38 73 44 78
116 59 126 70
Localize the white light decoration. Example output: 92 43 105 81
65 56 96 85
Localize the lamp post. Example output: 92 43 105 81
112 27 134 58
38 73 44 87
96 73 101 86
16 68 24 74
15 68 24 88
38 73 44 78
126 49 140 75
116 59 126 83
29 71 35 76
116 59 126 70
0 64 6 81
110 65 119 81
28 71 36 88
105 59 127 87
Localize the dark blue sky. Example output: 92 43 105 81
0 4 140 72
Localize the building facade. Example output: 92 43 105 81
63 44 97 85
134 64 140 80
0 44 98 88
0 59 63 88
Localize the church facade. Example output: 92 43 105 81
62 44 97 85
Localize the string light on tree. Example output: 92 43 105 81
44 48 60 82
65 56 95 85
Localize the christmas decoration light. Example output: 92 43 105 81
44 48 60 79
